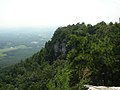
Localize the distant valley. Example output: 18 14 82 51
0 28 55 68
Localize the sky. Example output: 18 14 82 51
0 0 120 28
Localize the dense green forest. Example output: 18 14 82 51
0 21 120 90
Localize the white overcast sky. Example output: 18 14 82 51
0 0 120 28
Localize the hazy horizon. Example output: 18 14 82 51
0 27 57 33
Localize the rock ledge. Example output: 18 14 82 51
84 85 120 90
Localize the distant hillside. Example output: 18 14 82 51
0 22 120 90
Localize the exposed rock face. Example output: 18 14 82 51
53 39 66 59
84 85 120 90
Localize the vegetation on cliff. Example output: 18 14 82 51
0 22 120 90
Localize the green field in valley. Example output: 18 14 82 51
0 45 29 58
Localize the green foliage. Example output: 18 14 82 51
0 22 120 89
47 63 70 90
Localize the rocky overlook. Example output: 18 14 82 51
0 22 120 90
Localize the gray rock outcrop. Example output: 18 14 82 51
84 85 120 90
